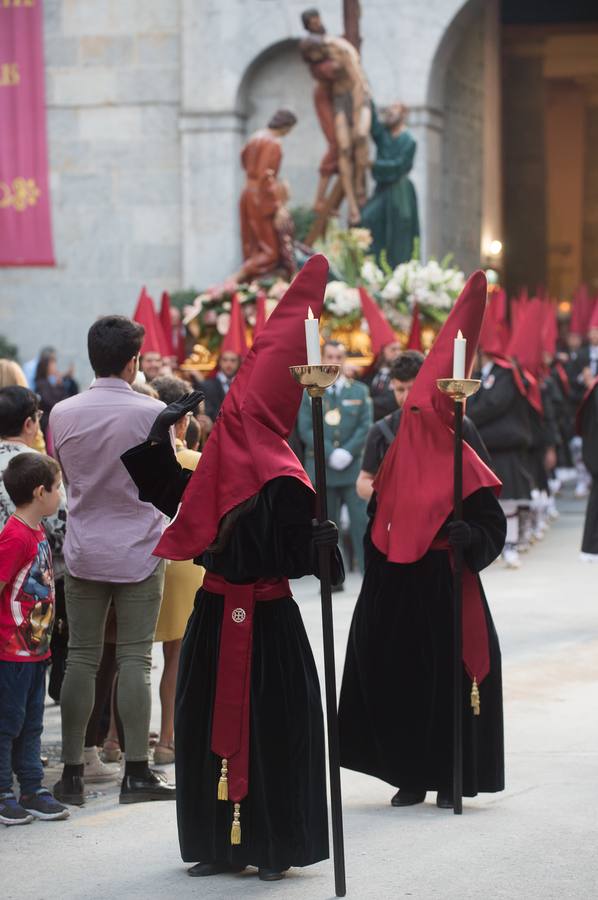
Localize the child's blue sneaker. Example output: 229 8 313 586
0 791 34 826
20 789 69 821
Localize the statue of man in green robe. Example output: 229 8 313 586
360 102 420 268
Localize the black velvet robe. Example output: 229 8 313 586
467 365 533 500
338 487 506 797
580 388 598 554
121 441 342 871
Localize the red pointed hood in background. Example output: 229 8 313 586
406 303 423 351
358 286 397 354
542 300 559 358
253 290 267 340
372 270 500 566
220 292 249 358
479 288 510 359
589 298 598 332
154 255 329 561
570 285 593 336
133 287 164 356
507 297 544 377
506 297 544 415
159 292 175 357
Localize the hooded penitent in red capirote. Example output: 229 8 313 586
133 286 166 356
371 271 501 688
406 303 423 351
154 255 328 562
506 297 544 416
358 286 397 355
372 270 500 564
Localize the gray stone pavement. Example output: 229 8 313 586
2 493 598 899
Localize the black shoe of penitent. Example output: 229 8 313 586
391 789 427 807
187 862 246 877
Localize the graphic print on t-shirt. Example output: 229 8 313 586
2 536 54 659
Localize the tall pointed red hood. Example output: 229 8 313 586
221 292 249 358
372 271 500 564
570 285 593 336
406 304 423 351
507 297 544 377
358 286 397 354
159 291 175 357
154 255 329 561
133 287 165 356
479 288 509 359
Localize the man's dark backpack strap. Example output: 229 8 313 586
377 417 396 448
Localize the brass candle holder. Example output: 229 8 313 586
436 377 481 401
289 364 341 397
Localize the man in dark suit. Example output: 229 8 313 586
202 352 241 421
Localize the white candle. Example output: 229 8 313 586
305 306 321 366
453 329 466 379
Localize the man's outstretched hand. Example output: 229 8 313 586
148 390 204 444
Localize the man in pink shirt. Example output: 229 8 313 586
50 316 175 807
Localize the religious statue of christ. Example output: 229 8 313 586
300 7 371 225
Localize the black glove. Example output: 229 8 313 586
147 391 204 444
311 519 339 550
447 520 472 549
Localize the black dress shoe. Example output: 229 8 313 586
119 771 176 804
53 775 85 806
258 868 287 881
391 789 426 807
436 790 454 809
188 862 246 877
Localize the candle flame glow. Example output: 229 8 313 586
457 329 463 339
308 307 314 320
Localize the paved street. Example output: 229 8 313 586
3 492 598 900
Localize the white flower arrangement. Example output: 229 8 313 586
381 258 465 317
324 281 361 318
360 259 384 290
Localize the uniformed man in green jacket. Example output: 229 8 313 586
298 340 372 573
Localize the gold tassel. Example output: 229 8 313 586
217 758 228 801
471 677 480 716
231 802 241 845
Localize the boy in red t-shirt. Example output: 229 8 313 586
0 453 69 825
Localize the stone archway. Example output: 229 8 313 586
236 39 326 213
423 0 491 274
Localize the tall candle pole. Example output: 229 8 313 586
437 350 480 816
290 355 346 898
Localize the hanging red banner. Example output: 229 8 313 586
0 0 54 266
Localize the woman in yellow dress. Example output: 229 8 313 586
151 379 204 765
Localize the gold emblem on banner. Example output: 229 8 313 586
324 408 341 426
0 177 41 212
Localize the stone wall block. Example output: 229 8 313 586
49 67 118 106
132 206 180 245
58 173 115 208
78 106 143 141
44 36 79 67
127 244 181 279
116 67 180 104
136 34 179 66
47 108 80 139
79 35 135 66
115 170 180 206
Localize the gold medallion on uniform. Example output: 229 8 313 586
324 408 341 426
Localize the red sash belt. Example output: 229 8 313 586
430 538 490 689
203 572 291 803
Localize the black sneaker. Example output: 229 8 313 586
21 790 70 820
53 775 85 806
0 792 34 826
